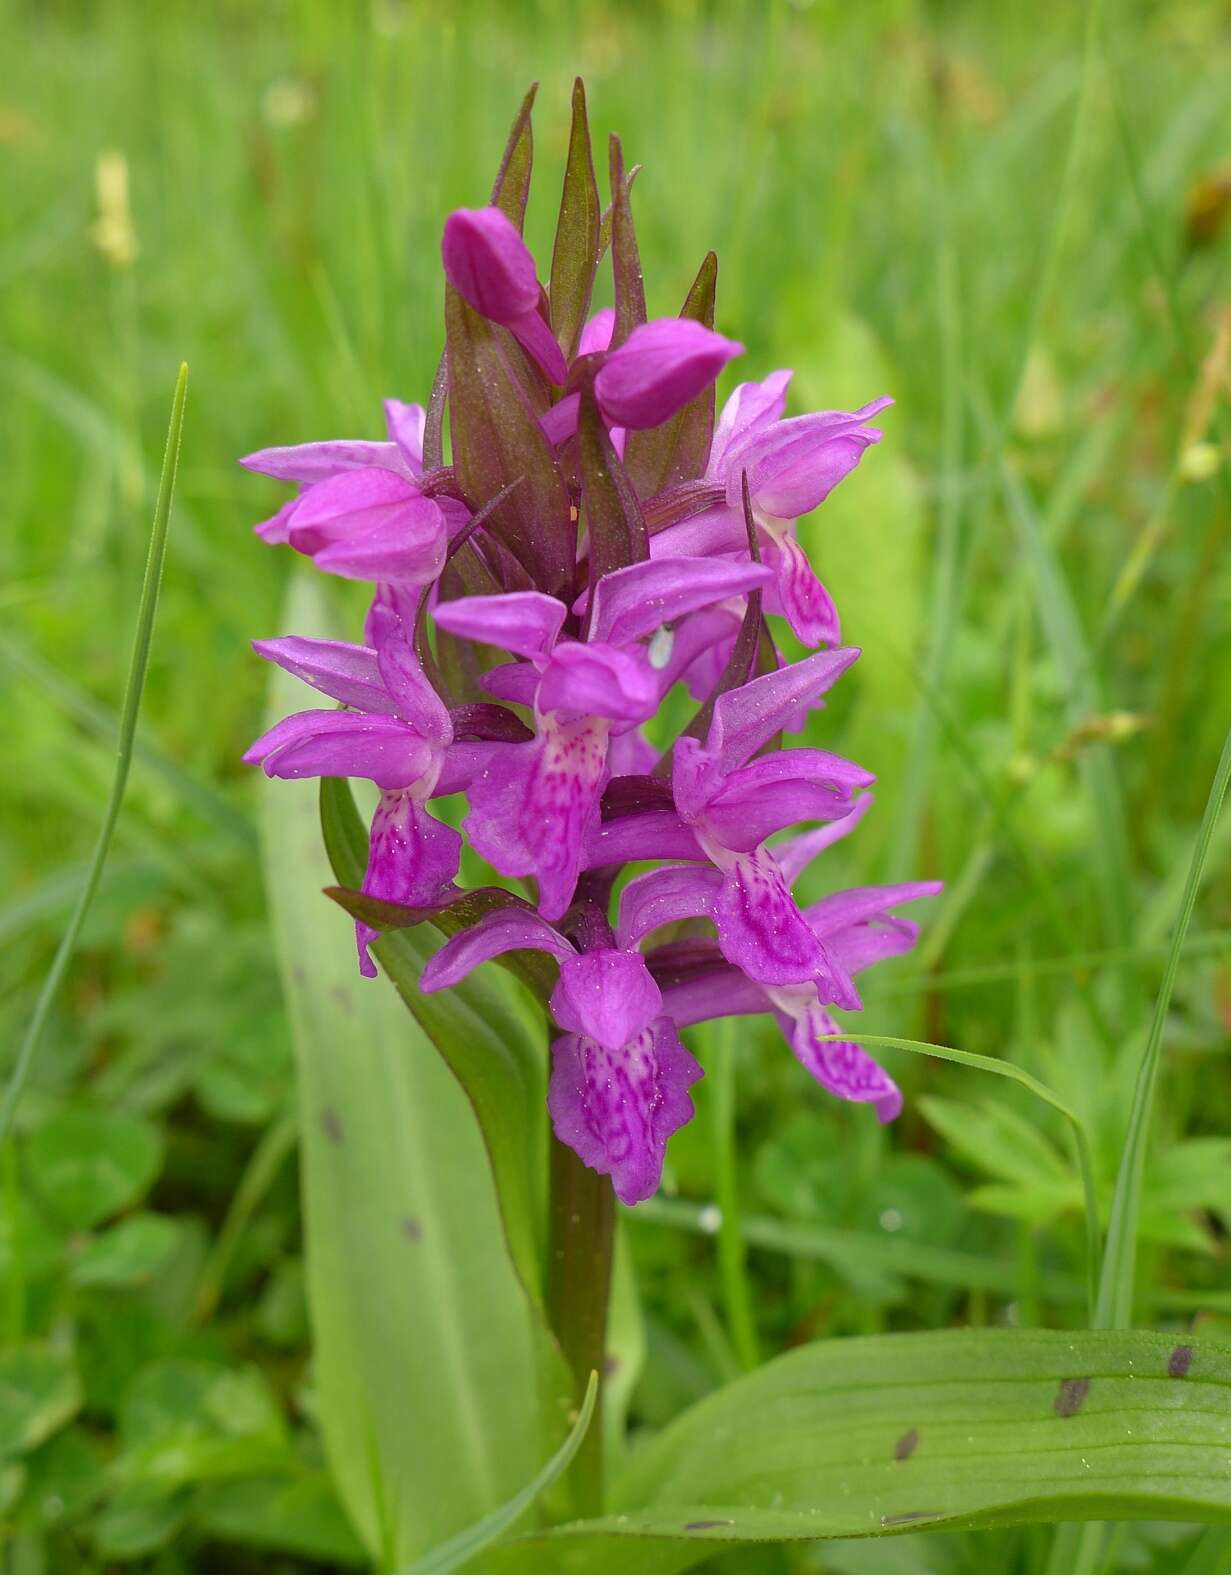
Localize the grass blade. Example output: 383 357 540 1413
1050 724 1231 1575
1095 723 1231 1330
0 361 188 1151
400 1371 598 1575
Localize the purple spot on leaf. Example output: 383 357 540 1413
1055 1377 1090 1417
894 1427 918 1461
321 1108 344 1145
401 1217 423 1242
1169 1344 1194 1378
683 1520 733 1531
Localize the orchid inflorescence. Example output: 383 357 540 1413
242 82 939 1206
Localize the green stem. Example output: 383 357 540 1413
711 1018 759 1370
1094 721 1231 1330
547 1131 613 1519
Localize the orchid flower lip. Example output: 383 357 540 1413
243 83 935 1202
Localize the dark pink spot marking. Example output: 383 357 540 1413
401 1217 423 1242
1055 1377 1090 1417
321 1108 344 1145
1169 1344 1194 1378
894 1427 919 1461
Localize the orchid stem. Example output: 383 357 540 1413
547 1130 614 1519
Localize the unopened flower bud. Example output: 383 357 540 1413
595 318 744 430
441 206 540 323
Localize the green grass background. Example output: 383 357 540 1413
2 1 1230 1570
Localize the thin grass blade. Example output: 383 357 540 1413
400 1372 597 1575
0 362 188 1150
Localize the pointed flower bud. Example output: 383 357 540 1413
594 318 744 431
441 206 540 321
442 205 568 384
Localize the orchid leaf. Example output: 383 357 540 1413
608 134 647 349
322 878 556 1003
319 775 555 1286
489 82 537 232
579 383 649 592
623 251 718 496
264 574 569 1568
486 1329 1231 1574
549 78 601 360
446 286 574 597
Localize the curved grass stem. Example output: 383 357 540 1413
0 363 188 1153
815 1031 1101 1321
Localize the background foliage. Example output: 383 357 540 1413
2 0 1230 1570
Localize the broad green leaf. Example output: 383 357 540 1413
319 780 548 1301
0 1345 81 1459
25 1107 162 1230
488 1329 1231 1574
401 1371 597 1575
68 1212 180 1288
262 573 569 1568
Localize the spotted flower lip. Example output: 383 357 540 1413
431 556 772 919
638 814 942 1124
243 81 939 1203
423 914 702 1205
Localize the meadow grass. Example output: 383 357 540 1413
2 2 1230 1571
